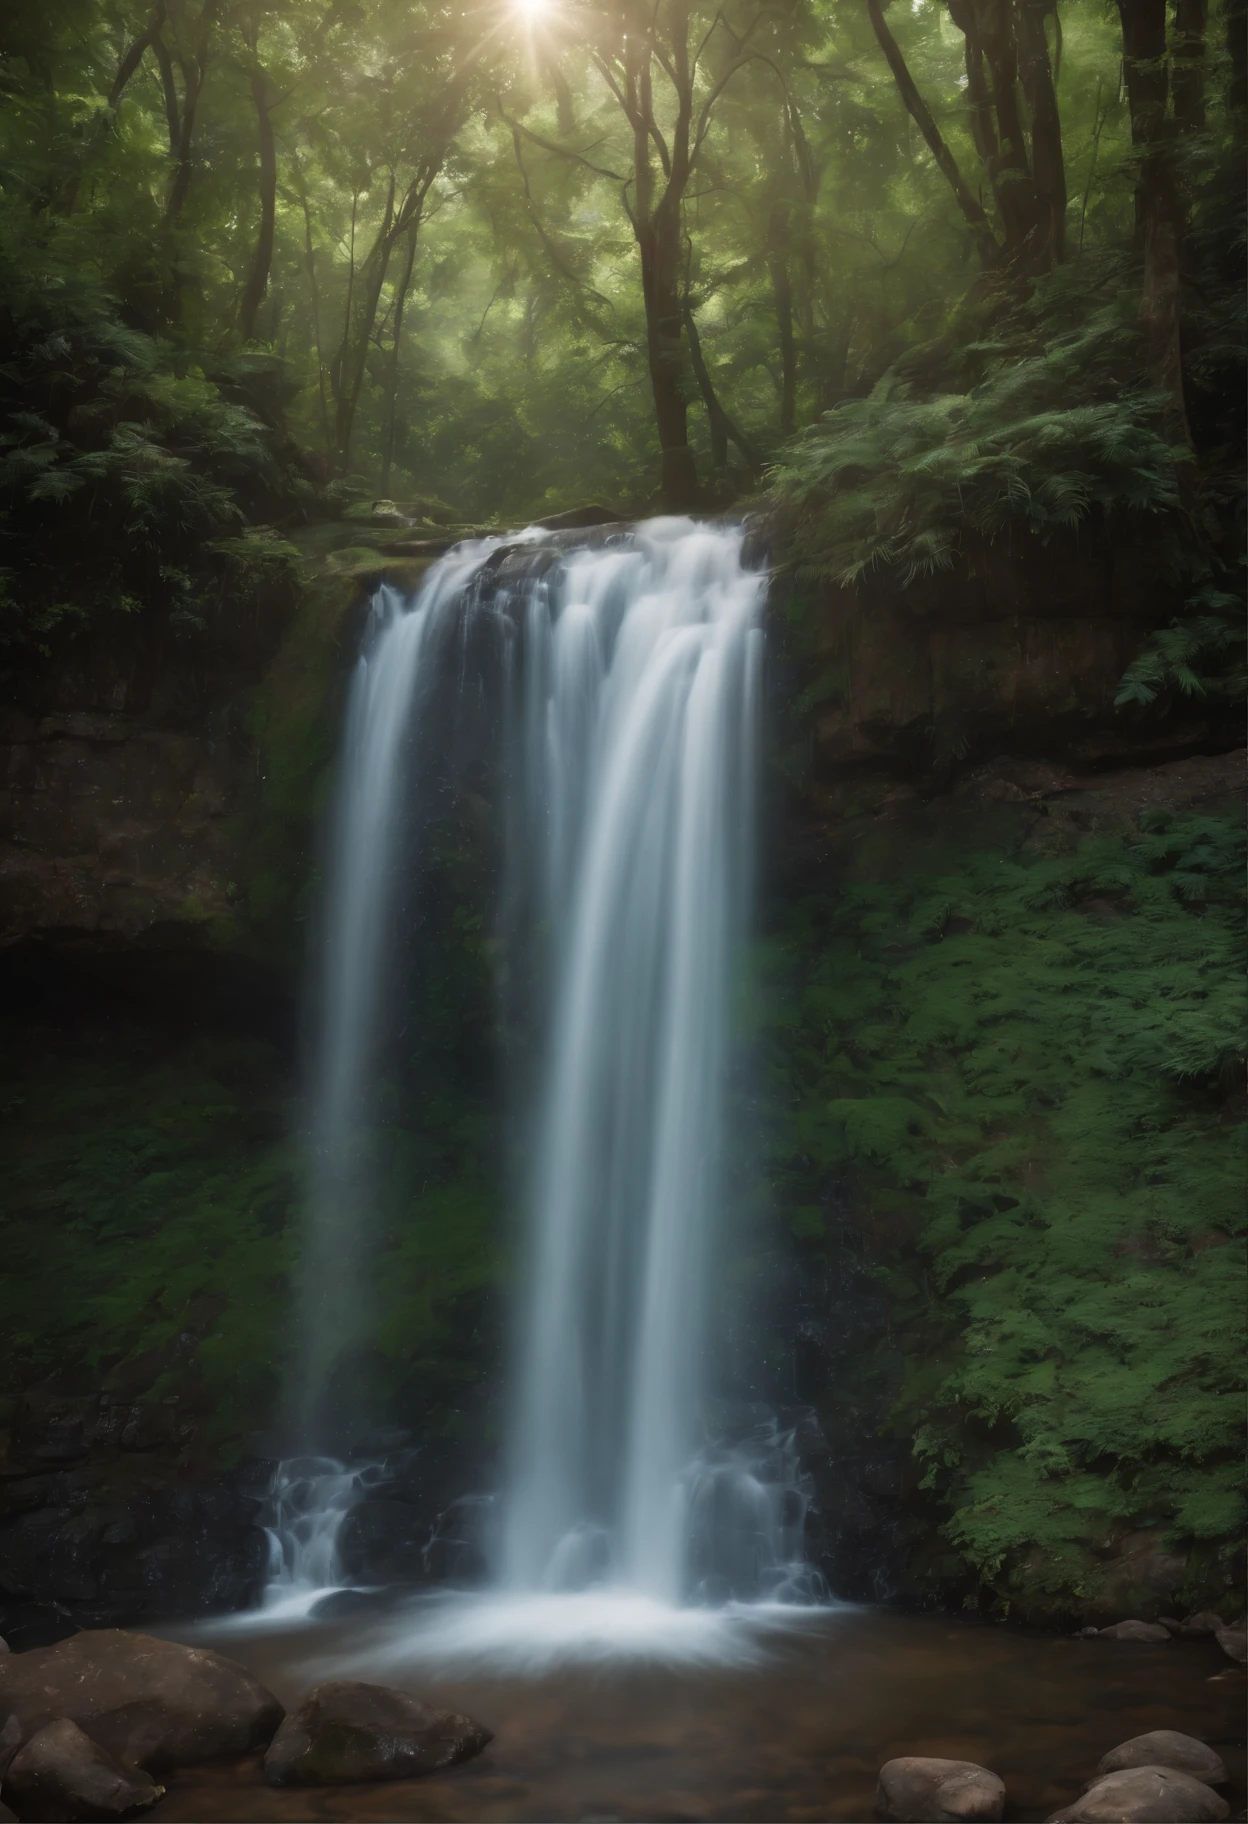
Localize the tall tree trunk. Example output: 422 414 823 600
1017 0 1068 264
1116 0 1188 430
330 175 396 477
163 0 221 228
638 203 698 510
152 34 181 153
1171 0 1207 131
164 62 207 225
297 181 332 453
947 0 1044 258
238 68 277 342
108 2 167 108
867 0 1000 265
684 305 762 470
380 226 419 496
1227 0 1247 114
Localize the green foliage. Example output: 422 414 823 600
0 1029 297 1448
758 802 1246 1614
0 993 505 1454
0 232 310 651
2 0 1226 519
1115 589 1247 708
770 300 1188 586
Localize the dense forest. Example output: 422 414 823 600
1 0 1245 636
0 0 1245 1670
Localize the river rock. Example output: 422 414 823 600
1094 1732 1227 1785
263 1679 492 1786
1096 1619 1171 1642
0 1629 283 1769
1213 1624 1246 1663
0 1716 20 1779
874 1756 1006 1821
1176 1611 1225 1636
3 1717 165 1820
1048 1766 1229 1822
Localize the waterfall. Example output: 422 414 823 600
500 520 764 1602
294 540 509 1441
286 517 821 1640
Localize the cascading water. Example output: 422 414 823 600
500 521 764 1603
294 539 511 1440
258 1457 360 1616
280 517 827 1655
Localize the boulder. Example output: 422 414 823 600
0 1629 282 1769
1094 1732 1227 1786
3 1717 164 1821
1047 1766 1229 1822
263 1680 491 1787
874 1756 1006 1822
1177 1612 1226 1636
1213 1624 1245 1664
0 1716 20 1780
1096 1620 1171 1642
0 1801 14 1822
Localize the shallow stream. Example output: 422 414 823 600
150 1603 1246 1822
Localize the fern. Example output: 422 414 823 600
1115 589 1247 707
770 300 1189 590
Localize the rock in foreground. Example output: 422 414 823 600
1047 1766 1230 1822
0 1629 283 1769
264 1679 492 1787
3 1717 164 1821
875 1756 1006 1821
1094 1731 1227 1786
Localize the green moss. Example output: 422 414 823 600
209 557 364 963
0 1027 297 1451
759 800 1246 1617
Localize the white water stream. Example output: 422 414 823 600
501 520 763 1602
270 518 825 1655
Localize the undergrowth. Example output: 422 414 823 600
758 799 1246 1617
0 1015 501 1459
0 232 312 655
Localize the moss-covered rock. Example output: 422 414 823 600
755 749 1246 1623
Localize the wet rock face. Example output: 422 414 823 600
874 1756 1006 1821
0 1629 283 1770
0 1458 271 1642
2 1717 164 1822
262 1680 492 1786
0 702 250 946
1094 1732 1227 1786
1046 1765 1230 1822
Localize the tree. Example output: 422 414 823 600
514 0 809 507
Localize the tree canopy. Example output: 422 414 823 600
0 0 1242 566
